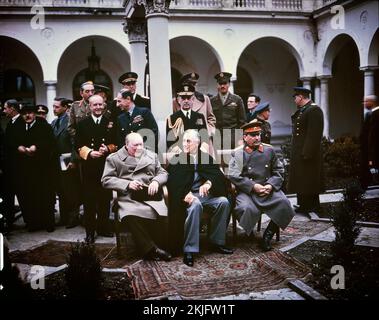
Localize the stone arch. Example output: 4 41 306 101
57 35 130 100
368 28 379 67
169 36 223 96
0 36 44 105
237 37 301 139
323 33 361 76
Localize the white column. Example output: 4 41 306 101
314 79 321 106
127 19 148 95
361 67 377 97
45 81 56 123
146 9 172 122
319 76 331 138
301 78 312 91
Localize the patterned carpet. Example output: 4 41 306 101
126 247 310 300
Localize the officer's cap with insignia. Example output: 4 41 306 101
181 72 199 85
241 119 262 135
254 102 270 115
118 72 138 84
36 104 48 115
80 81 94 90
120 89 134 100
94 84 110 94
214 72 232 84
176 84 195 98
20 104 37 114
293 86 311 97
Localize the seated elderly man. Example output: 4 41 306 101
101 132 171 261
167 129 233 267
228 121 295 251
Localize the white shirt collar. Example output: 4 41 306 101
181 109 191 118
12 114 20 123
26 119 36 130
91 115 102 123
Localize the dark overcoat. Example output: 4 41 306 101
288 101 324 194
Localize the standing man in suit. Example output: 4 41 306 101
246 94 261 122
210 72 246 149
228 121 295 251
173 72 216 138
67 81 95 138
16 105 56 232
117 90 158 152
102 132 171 261
368 96 379 178
2 99 24 230
167 129 233 267
288 87 324 214
75 95 118 243
119 72 150 109
166 84 208 152
51 98 80 228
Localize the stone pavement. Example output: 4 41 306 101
4 187 379 300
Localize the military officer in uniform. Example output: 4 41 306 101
75 94 118 243
252 102 271 144
228 121 295 251
35 105 49 120
116 90 158 152
119 72 150 109
210 72 246 149
173 72 216 138
166 84 208 152
288 87 324 214
67 81 95 138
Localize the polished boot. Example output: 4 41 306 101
261 220 279 252
183 252 194 267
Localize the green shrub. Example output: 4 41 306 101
65 241 103 299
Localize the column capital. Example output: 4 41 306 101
124 18 147 43
137 0 171 17
359 66 379 72
44 81 57 87
317 75 332 82
299 76 314 81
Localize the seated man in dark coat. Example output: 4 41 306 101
167 129 233 267
166 84 208 153
228 121 295 251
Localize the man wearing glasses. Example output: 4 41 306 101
288 87 324 215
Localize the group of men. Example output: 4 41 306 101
1 69 326 267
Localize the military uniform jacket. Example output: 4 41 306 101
288 101 324 194
257 118 271 144
210 92 246 129
101 148 168 221
67 99 91 138
117 106 158 151
228 144 294 231
368 107 379 168
166 110 208 150
135 93 151 110
75 116 117 184
173 91 216 136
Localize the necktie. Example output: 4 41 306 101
55 117 61 131
186 111 190 120
96 119 100 125
27 123 31 131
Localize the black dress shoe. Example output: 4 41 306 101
144 247 172 261
261 220 279 252
209 244 234 254
97 231 113 237
183 253 194 267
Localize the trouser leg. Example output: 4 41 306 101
184 198 202 253
124 215 156 256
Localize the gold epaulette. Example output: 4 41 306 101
79 146 92 160
166 116 184 139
